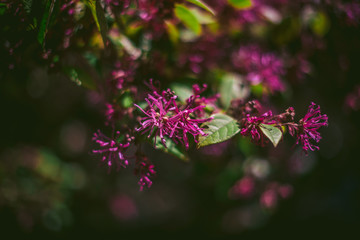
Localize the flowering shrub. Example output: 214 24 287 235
2 0 359 234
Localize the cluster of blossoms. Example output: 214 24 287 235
238 100 328 154
92 82 217 190
232 45 286 93
92 130 132 171
92 129 158 190
134 86 214 149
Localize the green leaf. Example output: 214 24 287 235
22 0 33 14
188 7 216 24
219 73 249 109
228 0 252 9
109 33 142 59
174 4 202 35
38 0 56 47
197 114 240 148
259 124 282 147
165 20 180 43
251 83 264 97
311 11 330 37
84 0 109 46
154 137 189 162
0 4 7 16
64 67 96 90
186 0 215 15
171 83 193 102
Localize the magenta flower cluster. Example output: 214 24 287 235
233 45 285 93
134 88 213 149
239 101 328 153
92 130 131 171
288 102 328 153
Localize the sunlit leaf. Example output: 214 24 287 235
175 4 202 35
198 114 240 148
84 0 109 46
259 124 282 147
165 20 180 43
228 0 253 9
186 0 216 15
188 7 216 24
220 73 249 109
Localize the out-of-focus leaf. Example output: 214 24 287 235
22 0 33 14
64 67 96 90
259 124 282 147
38 0 56 47
175 4 202 36
121 92 134 108
84 0 109 46
154 137 189 162
109 31 142 59
165 20 180 43
83 51 97 67
220 73 249 109
251 83 264 97
228 0 253 9
171 83 193 102
26 18 38 30
189 7 216 24
0 4 6 16
198 114 240 148
186 0 215 15
311 11 330 37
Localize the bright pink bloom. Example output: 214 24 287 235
291 102 328 153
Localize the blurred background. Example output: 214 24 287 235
1 0 360 238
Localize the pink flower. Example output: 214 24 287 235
92 130 131 171
134 88 213 149
240 111 275 145
291 102 328 153
134 156 156 191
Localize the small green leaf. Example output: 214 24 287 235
38 0 56 47
186 0 216 15
251 83 264 97
171 83 193 102
219 73 249 109
228 0 252 9
154 137 189 162
0 3 7 15
22 0 33 14
175 4 202 35
121 93 133 108
84 0 109 46
188 7 216 24
198 114 240 148
259 124 282 147
165 20 180 43
311 11 330 37
64 67 96 90
109 33 142 59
